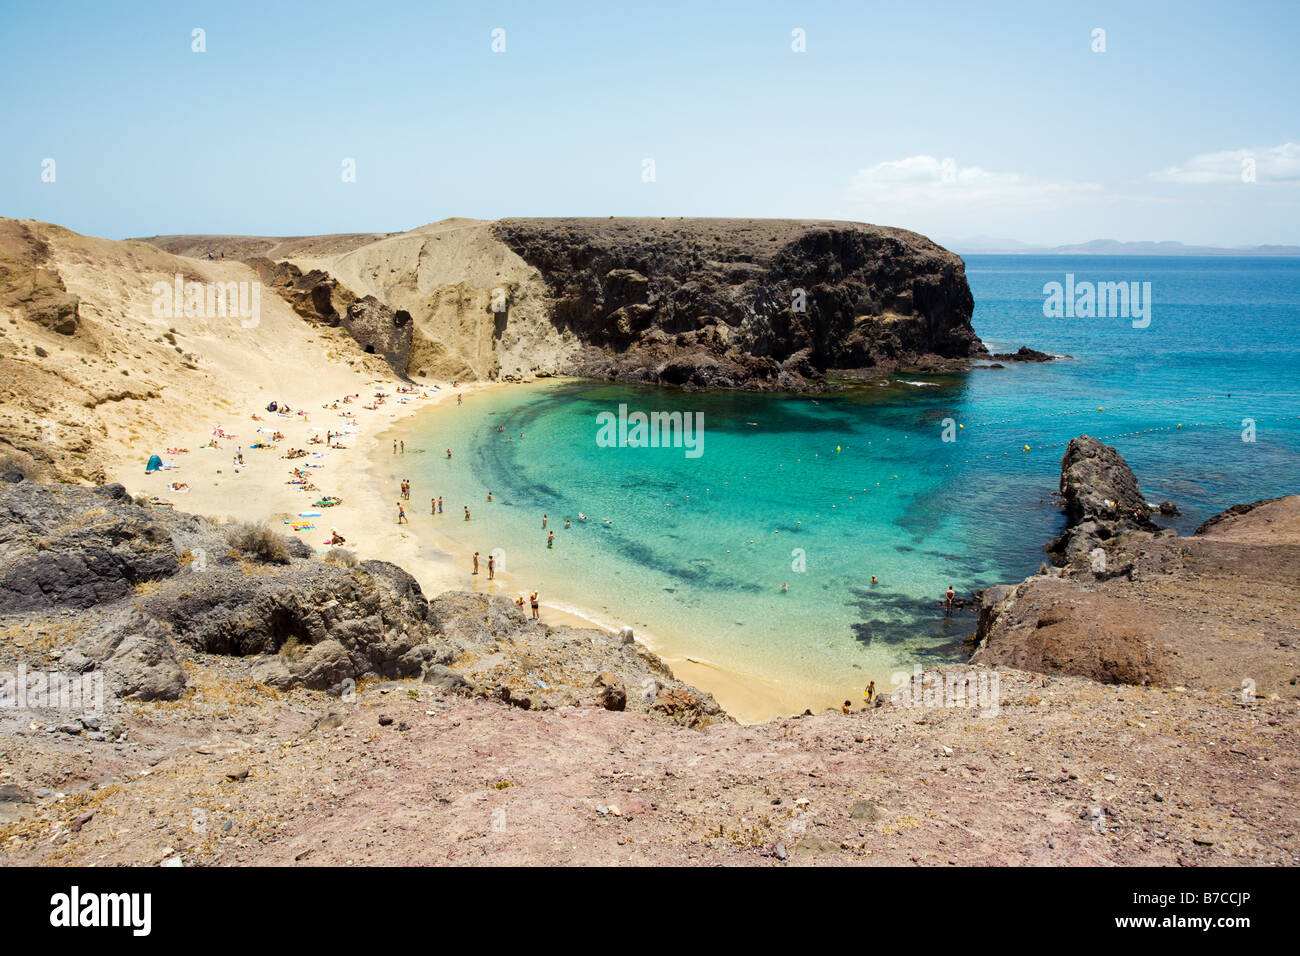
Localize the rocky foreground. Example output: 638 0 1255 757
1 442 1298 866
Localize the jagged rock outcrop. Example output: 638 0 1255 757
341 296 413 374
0 222 79 335
424 591 728 723
244 257 355 325
138 559 451 693
64 608 187 701
243 258 412 375
493 217 983 390
0 480 179 612
0 479 726 724
1049 435 1159 564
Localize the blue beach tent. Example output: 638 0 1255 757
146 454 163 473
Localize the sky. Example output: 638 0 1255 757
1 0 1297 245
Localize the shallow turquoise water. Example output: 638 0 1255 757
385 256 1300 708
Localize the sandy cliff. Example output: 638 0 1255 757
0 218 397 484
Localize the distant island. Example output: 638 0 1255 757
947 237 1300 257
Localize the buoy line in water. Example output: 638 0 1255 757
966 393 1233 429
1010 413 1300 453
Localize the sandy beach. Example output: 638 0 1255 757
111 371 830 723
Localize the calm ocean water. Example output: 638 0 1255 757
387 255 1300 707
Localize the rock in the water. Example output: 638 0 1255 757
1050 436 1158 563
1059 436 1150 525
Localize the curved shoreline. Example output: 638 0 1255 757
371 392 826 723
368 384 843 723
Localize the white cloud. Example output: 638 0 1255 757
846 155 1100 208
1149 142 1300 185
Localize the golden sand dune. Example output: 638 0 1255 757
0 217 400 483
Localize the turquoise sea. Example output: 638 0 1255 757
385 256 1300 717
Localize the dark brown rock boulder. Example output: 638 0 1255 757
1050 436 1158 563
1059 436 1149 525
244 257 356 325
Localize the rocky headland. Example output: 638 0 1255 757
148 216 1004 390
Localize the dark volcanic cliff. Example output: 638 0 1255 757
492 217 983 390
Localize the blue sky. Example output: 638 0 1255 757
1 0 1297 244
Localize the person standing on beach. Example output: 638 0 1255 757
393 440 397 454
472 552 479 575
529 590 539 620
446 449 452 459
542 514 548 529
438 497 443 513
945 586 956 611
397 502 407 524
464 506 471 521
400 440 405 454
431 498 436 515
488 554 495 579
547 531 554 549
487 491 493 502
